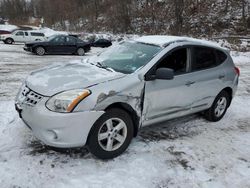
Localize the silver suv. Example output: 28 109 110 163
15 36 240 159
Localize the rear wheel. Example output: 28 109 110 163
5 38 13 44
35 46 45 56
88 108 134 159
204 91 230 122
77 48 85 56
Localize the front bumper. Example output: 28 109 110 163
16 97 104 148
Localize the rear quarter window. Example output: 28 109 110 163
30 32 45 37
192 46 217 71
215 50 227 65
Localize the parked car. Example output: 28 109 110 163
91 38 112 48
0 30 46 44
23 35 91 56
0 30 11 35
15 36 239 159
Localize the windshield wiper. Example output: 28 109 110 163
96 62 115 72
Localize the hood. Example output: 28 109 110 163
25 61 125 96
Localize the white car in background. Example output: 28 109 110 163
0 30 46 44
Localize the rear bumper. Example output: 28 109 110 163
85 46 91 52
23 46 32 52
16 97 104 148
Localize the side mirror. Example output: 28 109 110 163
155 68 174 80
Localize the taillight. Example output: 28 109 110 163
234 67 240 76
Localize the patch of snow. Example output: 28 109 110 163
0 40 250 188
39 27 68 37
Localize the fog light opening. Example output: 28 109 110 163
47 130 58 140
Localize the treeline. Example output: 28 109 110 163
0 0 250 36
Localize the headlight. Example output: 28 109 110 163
46 89 91 113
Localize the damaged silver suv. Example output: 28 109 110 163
15 36 239 159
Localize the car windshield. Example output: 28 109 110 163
88 41 162 74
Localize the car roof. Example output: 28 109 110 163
135 35 227 51
14 30 43 33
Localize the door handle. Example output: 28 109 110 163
185 81 195 86
218 75 225 79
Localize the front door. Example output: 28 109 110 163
14 31 25 42
142 47 197 126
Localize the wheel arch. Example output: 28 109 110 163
105 102 140 137
221 87 233 107
34 45 46 53
5 37 14 43
76 46 86 54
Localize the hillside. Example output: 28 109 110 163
0 0 250 37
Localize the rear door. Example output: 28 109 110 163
23 31 30 43
47 36 66 54
64 36 77 53
188 46 226 112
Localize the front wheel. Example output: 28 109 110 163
88 108 134 159
5 38 13 44
204 91 230 122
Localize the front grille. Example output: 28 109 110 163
18 85 43 106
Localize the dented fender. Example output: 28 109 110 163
74 74 146 127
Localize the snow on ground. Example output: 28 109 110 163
0 42 250 188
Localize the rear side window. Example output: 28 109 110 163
216 50 227 64
66 36 76 43
31 32 44 37
192 47 216 71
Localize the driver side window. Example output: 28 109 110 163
157 48 188 75
16 31 24 36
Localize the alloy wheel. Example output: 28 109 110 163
77 48 85 56
214 97 227 117
98 118 127 151
36 47 45 56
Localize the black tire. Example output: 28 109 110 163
88 108 134 159
204 90 230 122
77 48 85 56
5 38 13 44
35 46 45 56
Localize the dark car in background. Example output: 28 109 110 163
24 35 91 56
91 38 112 48
0 30 11 35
